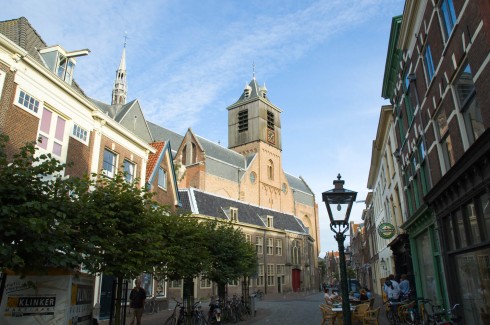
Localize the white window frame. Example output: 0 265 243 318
440 0 457 40
267 237 274 255
200 277 212 288
158 167 167 189
37 106 68 160
170 280 182 288
267 215 274 228
257 264 264 286
123 159 136 183
230 207 238 222
245 234 252 243
256 236 263 255
16 89 41 115
267 264 275 286
424 44 436 82
156 279 166 297
103 149 117 178
72 123 89 144
275 239 283 256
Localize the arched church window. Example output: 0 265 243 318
191 143 197 164
291 240 300 265
181 145 187 165
267 160 274 180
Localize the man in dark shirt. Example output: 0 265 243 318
129 279 146 325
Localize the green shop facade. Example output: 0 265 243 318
382 2 490 323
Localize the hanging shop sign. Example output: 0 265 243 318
377 222 395 239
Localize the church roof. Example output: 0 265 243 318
147 121 314 199
194 135 247 169
89 98 137 121
178 188 309 235
285 173 311 194
227 78 281 112
147 121 185 155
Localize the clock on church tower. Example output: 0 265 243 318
267 129 275 144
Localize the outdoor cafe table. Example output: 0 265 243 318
331 304 357 325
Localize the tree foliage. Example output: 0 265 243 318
0 134 259 298
205 221 257 285
72 172 167 280
0 135 84 275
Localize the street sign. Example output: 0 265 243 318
377 222 395 239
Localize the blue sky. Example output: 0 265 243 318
2 0 405 255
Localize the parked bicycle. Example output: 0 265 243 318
385 299 410 325
408 298 462 325
144 296 159 314
208 296 222 325
165 299 209 325
252 289 264 300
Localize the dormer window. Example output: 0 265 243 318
57 54 75 84
267 215 273 228
230 207 238 222
39 46 89 85
244 84 252 98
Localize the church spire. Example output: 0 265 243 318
111 36 127 105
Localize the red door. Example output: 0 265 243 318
292 269 301 292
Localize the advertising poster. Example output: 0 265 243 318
0 273 94 325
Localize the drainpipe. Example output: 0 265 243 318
263 228 267 294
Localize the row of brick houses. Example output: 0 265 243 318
0 17 320 319
358 1 490 324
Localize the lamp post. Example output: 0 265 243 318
323 174 357 325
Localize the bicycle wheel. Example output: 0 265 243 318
239 304 249 320
198 313 209 325
386 309 396 325
165 316 177 325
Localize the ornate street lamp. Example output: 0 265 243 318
322 174 357 325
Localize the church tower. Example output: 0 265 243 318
111 41 127 105
227 74 286 211
227 76 282 152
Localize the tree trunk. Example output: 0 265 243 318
0 273 6 305
218 282 226 304
183 277 194 325
114 275 124 325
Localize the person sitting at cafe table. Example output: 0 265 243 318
324 288 338 302
359 289 369 301
349 291 360 301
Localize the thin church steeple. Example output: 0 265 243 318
111 37 127 105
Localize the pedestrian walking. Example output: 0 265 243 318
129 279 146 325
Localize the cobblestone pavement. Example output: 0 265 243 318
98 290 391 325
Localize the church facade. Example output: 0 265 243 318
0 16 320 316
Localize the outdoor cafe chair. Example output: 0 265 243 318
320 304 337 325
362 307 380 325
352 303 370 324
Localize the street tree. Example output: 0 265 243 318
72 171 171 323
204 221 257 301
0 135 84 275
